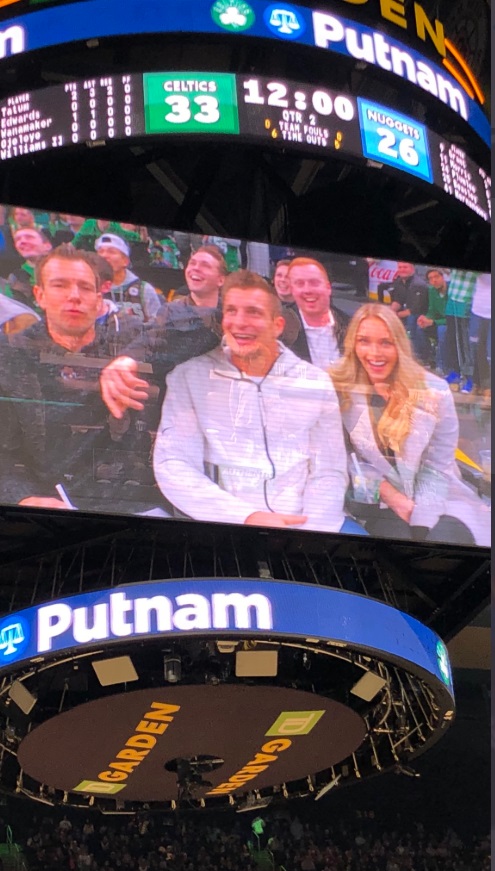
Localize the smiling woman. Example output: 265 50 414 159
330 303 490 545
354 314 399 385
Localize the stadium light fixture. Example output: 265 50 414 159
8 680 37 715
350 671 387 702
164 655 182 684
92 656 138 687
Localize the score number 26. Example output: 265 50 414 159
164 95 220 124
376 126 419 167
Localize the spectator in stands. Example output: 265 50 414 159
169 245 227 305
92 254 142 333
117 223 152 268
148 234 182 270
330 303 490 545
13 808 490 871
0 244 146 511
8 205 39 235
98 246 228 420
2 227 52 312
285 257 349 369
42 213 80 247
272 259 294 304
94 234 161 322
444 269 477 394
389 262 430 365
153 270 362 535
417 268 449 375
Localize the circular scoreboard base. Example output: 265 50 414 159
18 685 366 801
0 579 454 811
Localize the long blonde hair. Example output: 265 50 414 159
331 304 430 452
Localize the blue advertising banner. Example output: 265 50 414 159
0 579 454 696
0 0 489 147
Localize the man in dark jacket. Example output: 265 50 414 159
0 244 155 513
390 261 430 364
98 246 228 419
284 257 349 369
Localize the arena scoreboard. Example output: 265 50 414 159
0 72 491 222
0 0 490 148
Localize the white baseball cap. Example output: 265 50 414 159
95 233 130 257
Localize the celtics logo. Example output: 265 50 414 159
211 0 255 32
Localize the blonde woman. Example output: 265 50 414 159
331 304 490 545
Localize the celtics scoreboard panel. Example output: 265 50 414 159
0 0 489 232
0 0 489 147
0 71 490 222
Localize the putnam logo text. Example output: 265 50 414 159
37 591 273 652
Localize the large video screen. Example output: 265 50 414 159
0 203 490 547
0 73 491 222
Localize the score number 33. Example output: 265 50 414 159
164 95 220 124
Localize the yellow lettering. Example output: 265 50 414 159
110 761 141 773
144 702 180 721
116 748 149 762
136 719 168 735
251 752 278 765
94 703 177 790
228 773 256 784
98 770 127 782
414 3 445 56
261 739 292 754
380 0 407 28
126 734 157 750
206 739 291 796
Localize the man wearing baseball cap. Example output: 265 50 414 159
95 233 161 322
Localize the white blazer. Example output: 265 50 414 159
341 372 490 546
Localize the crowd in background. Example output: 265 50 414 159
1 805 489 871
0 205 490 400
